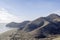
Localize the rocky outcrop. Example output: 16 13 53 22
1 13 60 40
23 14 60 38
6 21 30 30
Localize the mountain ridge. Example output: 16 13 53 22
1 13 60 40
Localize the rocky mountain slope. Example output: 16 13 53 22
0 29 17 40
24 14 60 38
6 21 30 30
0 13 60 40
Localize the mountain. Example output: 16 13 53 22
23 14 60 32
46 13 60 23
1 13 60 40
23 17 45 32
6 21 30 30
23 13 60 38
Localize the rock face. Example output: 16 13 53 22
23 14 60 31
6 21 30 30
1 13 60 40
23 17 45 32
23 13 60 38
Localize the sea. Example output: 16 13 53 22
0 23 13 34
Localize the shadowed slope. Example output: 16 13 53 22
23 17 45 32
6 21 30 30
1 13 60 40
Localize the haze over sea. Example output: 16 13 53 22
0 23 17 34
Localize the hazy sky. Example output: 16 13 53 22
0 0 60 21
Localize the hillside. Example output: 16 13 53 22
6 21 30 30
0 29 17 40
0 14 60 40
23 14 60 38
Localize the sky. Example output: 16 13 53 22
0 0 60 22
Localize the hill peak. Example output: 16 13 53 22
47 13 60 18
